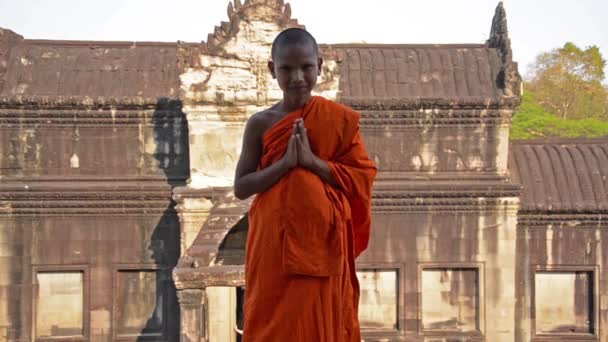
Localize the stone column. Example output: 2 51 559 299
177 289 204 342
484 198 520 341
174 189 214 256
206 286 237 342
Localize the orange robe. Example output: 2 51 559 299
243 96 377 342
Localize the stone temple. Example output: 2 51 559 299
0 0 607 341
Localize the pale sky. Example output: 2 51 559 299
0 0 606 78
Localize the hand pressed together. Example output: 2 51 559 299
281 118 317 170
295 119 316 169
282 123 298 169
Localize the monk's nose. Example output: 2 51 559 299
292 69 304 82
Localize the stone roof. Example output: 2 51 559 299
509 138 608 212
335 44 506 103
0 37 180 102
0 2 520 109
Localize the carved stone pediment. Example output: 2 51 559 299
207 0 302 55
179 0 307 109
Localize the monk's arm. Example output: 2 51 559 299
233 115 294 200
234 159 292 200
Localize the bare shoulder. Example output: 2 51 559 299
243 109 270 139
247 110 266 128
246 106 285 138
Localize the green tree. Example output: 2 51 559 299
527 42 608 120
511 91 608 140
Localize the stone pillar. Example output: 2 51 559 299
0 218 33 342
174 189 215 256
484 198 520 341
206 286 237 342
177 289 204 342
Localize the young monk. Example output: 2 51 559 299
233 27 377 342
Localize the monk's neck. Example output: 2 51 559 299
279 95 312 114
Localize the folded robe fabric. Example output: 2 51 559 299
243 96 377 342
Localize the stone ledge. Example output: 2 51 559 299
341 96 521 110
173 265 245 290
0 95 180 110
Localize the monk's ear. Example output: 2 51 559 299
268 60 276 79
317 57 323 76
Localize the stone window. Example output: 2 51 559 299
35 271 84 338
535 271 595 335
357 269 398 330
421 267 480 332
115 270 165 338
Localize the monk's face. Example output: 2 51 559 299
269 42 323 103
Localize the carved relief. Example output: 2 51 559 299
410 154 423 171
180 0 302 107
0 102 189 180
206 0 302 55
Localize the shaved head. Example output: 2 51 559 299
271 28 319 60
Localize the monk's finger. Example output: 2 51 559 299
299 127 309 144
289 135 297 154
297 122 307 136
